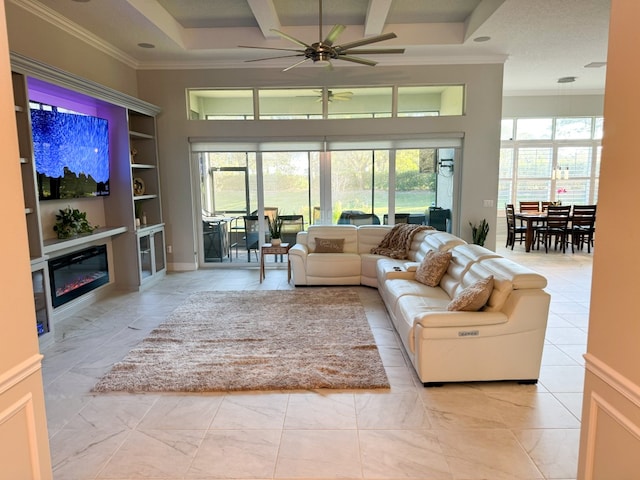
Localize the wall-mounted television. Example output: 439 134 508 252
30 102 110 201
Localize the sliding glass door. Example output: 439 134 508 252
192 139 460 266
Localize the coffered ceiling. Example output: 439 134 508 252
10 0 611 95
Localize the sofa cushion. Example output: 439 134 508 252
371 224 434 259
314 237 344 253
447 276 494 311
307 225 358 254
415 250 452 287
357 225 392 254
306 253 361 277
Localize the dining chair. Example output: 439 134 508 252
383 213 410 225
251 207 279 226
505 204 526 249
278 214 305 245
348 213 381 226
519 201 540 212
427 208 451 232
242 215 269 262
570 204 597 253
536 205 571 253
541 201 553 212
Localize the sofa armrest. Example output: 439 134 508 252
289 244 308 257
414 311 508 328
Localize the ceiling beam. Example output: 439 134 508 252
247 0 281 39
125 0 186 48
464 0 506 41
364 0 392 36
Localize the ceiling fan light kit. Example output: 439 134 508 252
239 0 404 71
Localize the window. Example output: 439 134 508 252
555 117 593 139
516 118 553 140
397 85 464 117
499 116 602 207
262 151 320 226
327 87 392 119
258 89 323 119
187 85 466 120
394 149 436 214
189 89 254 120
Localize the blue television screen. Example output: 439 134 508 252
31 104 110 200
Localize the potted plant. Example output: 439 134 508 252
53 206 98 239
268 216 284 245
469 219 490 246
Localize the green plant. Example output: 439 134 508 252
469 219 490 246
268 216 283 239
53 206 98 239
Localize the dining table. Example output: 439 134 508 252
514 211 547 252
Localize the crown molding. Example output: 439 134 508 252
9 0 140 69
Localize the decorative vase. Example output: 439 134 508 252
272 238 281 246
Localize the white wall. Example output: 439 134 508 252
503 94 604 118
136 63 504 269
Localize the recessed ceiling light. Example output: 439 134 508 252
473 36 491 43
138 43 155 49
584 62 607 68
557 76 577 83
71 0 91 2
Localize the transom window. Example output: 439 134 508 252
187 85 465 120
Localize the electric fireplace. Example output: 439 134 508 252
48 245 109 308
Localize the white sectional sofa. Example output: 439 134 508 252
289 224 551 386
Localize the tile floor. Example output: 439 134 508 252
42 234 593 480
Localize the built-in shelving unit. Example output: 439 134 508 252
12 70 53 345
10 52 165 340
129 110 165 285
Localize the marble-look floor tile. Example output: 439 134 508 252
437 428 543 480
538 366 586 393
554 392 584 420
210 393 288 429
420 389 506 430
187 429 281 478
541 344 581 366
515 428 580 479
275 429 361 478
98 429 203 478
375 345 408 367
356 392 431 429
284 392 357 429
138 395 223 430
40 241 592 480
50 426 130 480
485 391 581 429
64 394 158 431
359 429 451 479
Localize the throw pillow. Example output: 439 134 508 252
314 238 345 253
415 250 452 287
447 276 494 312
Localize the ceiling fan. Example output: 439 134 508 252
239 0 405 72
298 90 354 102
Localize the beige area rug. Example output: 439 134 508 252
93 289 389 393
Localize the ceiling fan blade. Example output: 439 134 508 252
323 24 346 46
336 32 397 51
342 48 405 55
244 54 305 63
337 55 378 67
238 45 305 53
270 29 311 49
283 57 310 72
